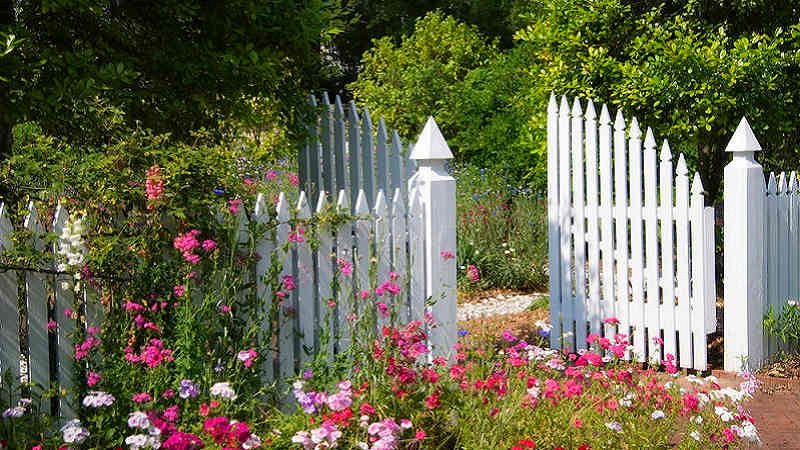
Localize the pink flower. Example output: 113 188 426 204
46 320 57 332
237 349 258 368
415 430 426 440
243 177 255 186
266 169 278 181
145 165 164 205
132 392 153 403
466 264 480 283
286 172 299 187
360 290 370 300
337 259 352 276
228 198 242 214
603 317 620 325
64 308 74 318
219 304 232 313
289 226 306 243
173 285 186 298
201 239 217 251
87 372 101 387
651 336 664 346
282 275 295 291
440 250 455 260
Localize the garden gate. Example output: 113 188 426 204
548 94 800 372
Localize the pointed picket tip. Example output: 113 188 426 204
585 99 596 120
778 172 787 194
315 191 328 213
24 200 40 230
614 109 626 131
789 171 798 192
410 116 453 160
571 97 583 117
691 172 705 195
53 202 68 229
321 92 331 106
362 107 373 128
548 93 558 114
296 191 312 219
660 140 672 162
676 153 688 175
644 127 656 149
392 130 403 151
276 192 290 221
409 187 423 213
374 189 388 215
0 203 11 251
336 189 349 213
599 104 611 125
767 172 777 194
391 188 405 214
377 117 388 140
334 95 345 117
725 117 762 153
629 117 641 138
309 93 318 107
254 193 270 223
347 100 360 122
559 95 570 116
355 189 370 214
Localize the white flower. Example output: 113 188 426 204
128 411 150 429
210 381 237 400
243 434 262 449
733 421 760 444
691 415 703 424
125 433 161 449
690 431 701 441
686 374 705 385
527 386 541 399
82 390 115 408
715 406 734 422
788 299 798 307
61 419 90 443
605 421 623 432
651 410 666 420
2 406 25 418
534 320 551 333
704 375 719 384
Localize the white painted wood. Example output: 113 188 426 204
558 95 574 349
659 140 676 360
408 188 426 327
789 172 799 301
295 192 315 365
571 98 587 349
377 119 390 196
24 202 49 389
253 193 275 383
275 193 295 380
584 100 601 336
315 193 335 359
690 174 708 369
598 104 615 339
361 109 375 207
642 128 661 363
546 93 562 349
348 101 361 209
321 93 334 196
613 109 630 344
374 190 391 327
0 203 19 383
354 190 371 319
391 188 409 322
391 132 405 203
766 172 778 354
628 117 645 361
308 95 321 203
335 190 354 351
410 117 457 359
723 117 765 371
52 204 75 417
674 154 692 368
703 206 717 336
777 173 790 317
334 96 347 195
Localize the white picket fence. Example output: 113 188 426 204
0 117 457 416
723 118 800 370
299 93 418 211
547 95 717 370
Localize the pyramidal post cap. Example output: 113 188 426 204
725 117 762 153
410 116 454 160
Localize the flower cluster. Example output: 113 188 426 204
56 214 87 292
172 229 217 265
145 165 165 208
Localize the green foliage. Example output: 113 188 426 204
764 302 800 354
349 12 500 143
455 165 548 292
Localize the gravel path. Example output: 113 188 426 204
458 293 546 321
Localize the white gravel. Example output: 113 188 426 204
458 293 546 321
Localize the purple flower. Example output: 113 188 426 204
458 329 468 337
178 379 199 399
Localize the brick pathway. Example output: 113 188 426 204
748 377 800 449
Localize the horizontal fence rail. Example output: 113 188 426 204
547 94 716 371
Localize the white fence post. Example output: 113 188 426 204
723 117 765 371
409 117 457 359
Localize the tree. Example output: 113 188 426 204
0 0 342 162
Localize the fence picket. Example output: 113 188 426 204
391 131 405 203
789 172 799 301
546 94 562 349
690 174 708 369
334 96 347 195
408 188 426 327
0 203 19 382
628 118 645 361
348 101 361 209
571 98 587 348
295 192 315 365
253 193 275 383
675 155 692 368
308 95 321 203
361 110 375 207
391 188 409 322
558 95 574 349
321 93 334 195
52 204 75 417
613 110 630 345
315 193 335 358
777 173 790 314
374 190 391 327
643 128 660 363
584 100 601 336
377 119 390 196
659 141 677 359
335 190 353 351
276 193 295 380
355 190 371 320
24 202 49 389
598 104 615 339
